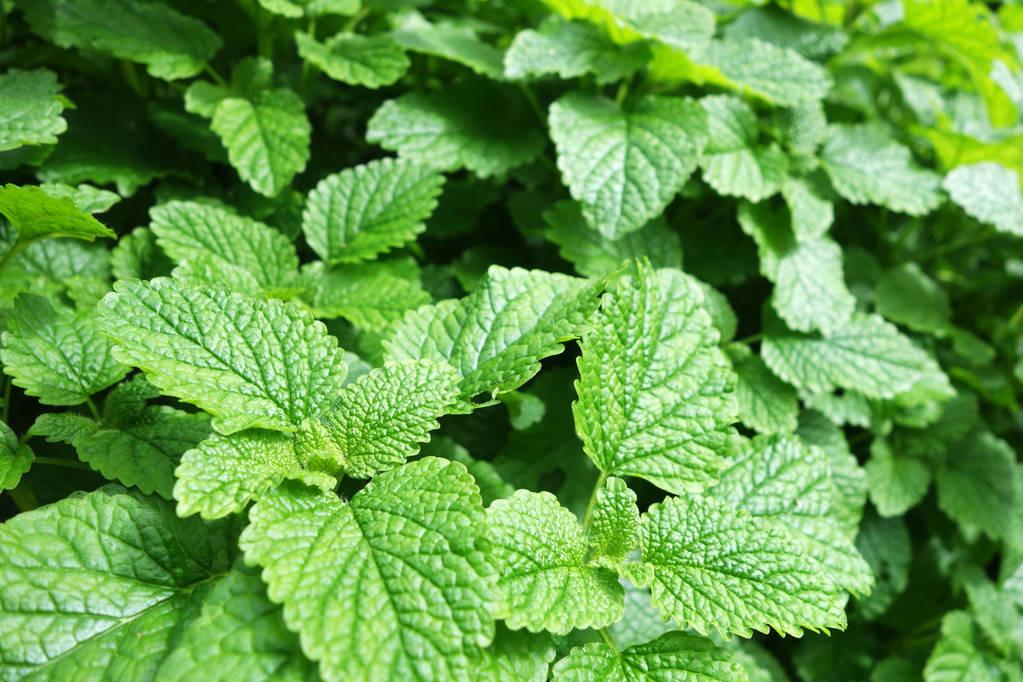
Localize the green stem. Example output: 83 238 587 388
34 456 92 472
615 78 631 107
597 627 618 651
85 397 101 421
519 85 546 130
342 7 369 33
8 484 38 512
581 470 609 535
0 239 26 272
1 376 10 424
204 64 227 86
734 332 763 345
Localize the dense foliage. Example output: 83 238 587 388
1 0 1023 680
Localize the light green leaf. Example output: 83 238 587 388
552 632 746 682
110 227 173 281
543 200 683 278
0 487 236 680
309 360 461 478
782 174 834 242
731 348 799 435
762 313 943 400
306 259 431 331
923 612 999 682
797 410 866 539
15 0 221 80
574 264 739 494
542 0 715 52
391 12 504 79
76 406 210 500
486 489 624 634
0 69 68 152
699 96 788 202
1 294 128 405
624 493 847 637
936 431 1020 541
386 266 600 400
39 183 121 214
865 438 931 517
469 626 555 682
875 263 951 334
822 124 943 216
855 512 911 620
943 162 1023 236
150 200 303 297
258 0 358 18
209 88 311 197
549 92 707 238
0 421 33 491
28 412 98 445
99 278 347 434
587 476 640 567
174 430 333 520
709 435 874 596
504 18 648 84
302 158 444 264
295 32 409 88
240 457 495 682
0 184 114 243
367 81 544 178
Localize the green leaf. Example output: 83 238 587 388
391 12 505 79
486 489 624 634
367 81 545 178
0 421 33 491
936 431 1020 541
150 200 303 297
15 0 221 80
302 158 444 264
309 360 461 478
587 476 640 568
797 410 866 539
209 87 311 197
699 96 788 202
76 406 210 500
943 162 1023 236
855 511 911 620
708 435 874 596
240 457 495 682
295 32 409 88
469 626 556 682
174 430 333 520
762 313 944 400
574 264 739 494
923 612 999 682
28 412 98 445
822 124 943 216
111 227 173 281
731 348 799 435
552 632 747 682
875 263 951 334
0 184 114 243
386 266 599 400
543 200 683 278
0 487 236 680
865 438 931 517
39 182 121 214
782 174 834 242
541 0 715 52
549 92 707 238
99 278 347 434
624 493 847 637
306 259 432 331
504 18 649 84
0 69 68 152
1 294 128 405
258 0 358 17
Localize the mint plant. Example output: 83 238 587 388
1 0 1022 680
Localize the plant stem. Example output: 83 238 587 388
1 376 10 424
734 332 763 345
204 64 227 86
343 7 369 33
597 627 618 651
85 397 101 421
581 470 609 535
8 484 38 512
34 457 92 472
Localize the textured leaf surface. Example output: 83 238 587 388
574 265 739 494
731 350 799 435
943 162 1023 236
387 266 599 400
709 435 873 595
1 295 127 405
0 184 114 242
295 32 409 88
505 18 648 84
587 476 640 567
16 0 221 79
39 183 120 214
100 278 346 434
875 263 951 334
302 158 444 264
936 431 1019 541
822 125 942 216
0 487 235 680
469 626 555 682
626 494 847 637
699 96 787 202
367 82 544 178
0 69 68 152
391 12 504 79
923 612 996 682
486 490 623 634
549 93 707 238
150 200 302 296
307 260 431 330
865 439 931 518
0 421 33 492
543 200 683 278
552 632 746 682
542 0 714 52
311 360 460 478
240 458 495 682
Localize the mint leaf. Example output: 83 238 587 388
587 476 640 568
865 438 931 517
875 263 951 334
0 69 68 152
923 612 997 682
731 347 799 435
699 96 787 202
549 92 707 238
386 266 599 400
0 183 114 243
1 294 128 405
302 158 444 264
574 264 739 494
0 420 33 491
943 162 1023 236
240 458 495 682
391 12 504 79
486 489 624 634
306 259 431 331
295 33 409 88
542 0 715 52
505 18 649 84
39 182 121 214
936 431 1020 542
100 278 346 434
470 626 556 682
